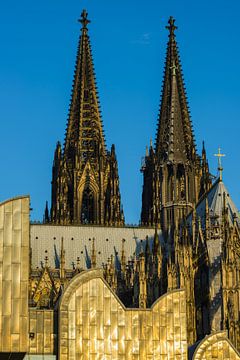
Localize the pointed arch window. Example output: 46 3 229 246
81 187 95 224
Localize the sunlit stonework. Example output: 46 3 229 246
0 9 240 360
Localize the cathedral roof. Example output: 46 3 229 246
30 225 159 269
191 178 240 226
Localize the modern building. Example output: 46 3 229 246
0 9 240 360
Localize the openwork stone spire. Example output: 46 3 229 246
155 16 196 163
50 10 124 226
64 9 105 166
141 17 210 230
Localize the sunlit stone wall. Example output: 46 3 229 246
0 197 29 352
59 269 187 359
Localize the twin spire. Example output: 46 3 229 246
50 9 123 225
155 16 196 163
64 9 105 164
140 16 211 228
50 10 212 226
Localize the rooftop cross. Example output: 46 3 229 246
166 16 178 36
79 9 90 30
214 147 225 181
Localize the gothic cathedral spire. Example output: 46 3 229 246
155 16 196 163
50 10 124 226
141 17 211 231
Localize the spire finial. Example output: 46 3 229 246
214 147 225 181
166 16 177 36
79 9 90 30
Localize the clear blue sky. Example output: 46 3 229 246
0 0 240 224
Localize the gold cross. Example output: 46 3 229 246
214 147 225 181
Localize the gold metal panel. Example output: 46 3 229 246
82 311 89 339
104 338 111 355
110 292 118 312
59 269 188 359
69 293 75 312
2 280 11 315
0 206 4 229
76 325 83 354
13 201 21 230
68 339 76 359
12 263 20 299
0 198 30 352
19 315 28 350
21 212 29 247
4 212 12 246
12 241 21 264
11 333 20 352
90 332 97 353
118 327 125 354
125 310 132 340
44 318 51 348
2 315 11 351
103 296 110 326
96 311 103 340
4 201 13 213
68 311 76 340
11 298 20 333
21 281 29 316
82 281 90 309
3 246 12 276
0 231 3 261
36 332 43 353
193 331 240 360
96 279 103 311
20 246 29 281
110 311 118 340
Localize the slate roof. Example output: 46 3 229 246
30 225 158 269
189 178 240 227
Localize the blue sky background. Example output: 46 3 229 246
0 0 239 224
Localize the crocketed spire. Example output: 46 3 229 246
155 17 196 163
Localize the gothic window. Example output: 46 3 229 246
177 166 185 201
84 89 89 101
180 175 185 199
167 176 174 202
81 187 95 224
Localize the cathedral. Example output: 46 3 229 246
0 9 240 360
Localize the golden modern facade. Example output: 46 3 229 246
1 9 240 360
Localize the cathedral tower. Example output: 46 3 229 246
141 17 211 231
50 10 124 225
